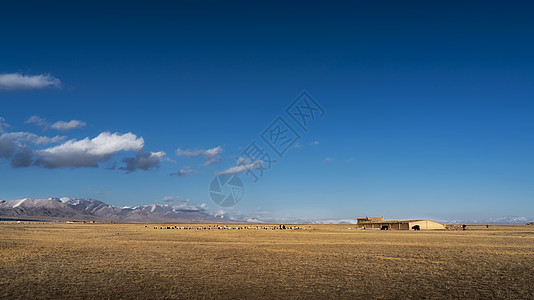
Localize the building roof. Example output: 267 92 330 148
358 219 434 224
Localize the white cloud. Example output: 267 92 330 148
35 132 144 168
0 117 11 133
1 132 66 145
25 115 49 128
324 157 333 163
0 73 61 90
173 198 208 212
217 160 263 175
176 148 203 157
26 115 86 131
50 120 86 131
1 127 164 172
176 146 223 165
310 141 320 146
170 166 197 177
236 157 248 165
161 195 180 202
244 218 264 223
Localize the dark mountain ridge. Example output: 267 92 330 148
0 197 225 223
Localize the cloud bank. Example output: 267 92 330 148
35 132 144 168
0 117 174 173
50 120 86 131
120 151 166 172
26 115 86 131
0 132 66 160
170 166 197 177
176 146 223 165
217 160 264 175
25 116 49 128
173 198 208 212
1 132 65 146
161 196 180 203
0 73 61 90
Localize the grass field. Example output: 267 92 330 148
1 223 533 299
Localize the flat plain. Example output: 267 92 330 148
1 223 533 299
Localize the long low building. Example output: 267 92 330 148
355 217 445 230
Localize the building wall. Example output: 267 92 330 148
409 220 446 230
355 220 445 230
391 223 410 230
357 217 384 224
355 222 410 230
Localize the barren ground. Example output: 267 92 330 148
1 223 533 299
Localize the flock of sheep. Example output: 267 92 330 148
152 224 306 230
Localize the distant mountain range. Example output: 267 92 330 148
0 197 226 223
440 216 533 225
0 197 531 224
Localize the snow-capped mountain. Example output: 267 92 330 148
0 198 78 218
0 197 224 223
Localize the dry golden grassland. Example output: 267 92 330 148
1 223 533 299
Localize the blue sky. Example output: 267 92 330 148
1 1 533 222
